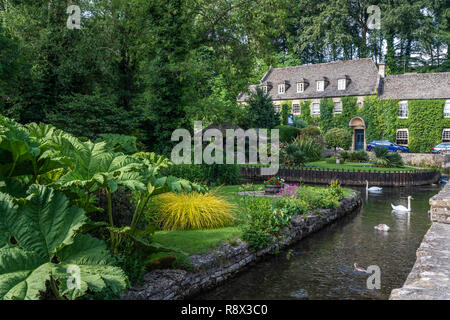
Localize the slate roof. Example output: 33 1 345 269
379 72 450 100
237 58 379 102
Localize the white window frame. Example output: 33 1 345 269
297 82 304 93
334 101 343 114
261 86 268 94
338 79 346 90
443 129 450 142
316 81 324 92
444 100 450 118
274 103 281 113
311 103 320 116
278 84 285 94
398 101 409 119
396 129 409 146
292 103 301 114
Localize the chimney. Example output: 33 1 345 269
378 62 386 78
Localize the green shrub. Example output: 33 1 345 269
372 146 404 168
281 103 291 125
323 128 352 153
291 136 322 162
341 150 369 162
275 125 301 143
301 125 321 139
240 197 276 250
293 116 308 129
282 144 307 166
97 133 138 154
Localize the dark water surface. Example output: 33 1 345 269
196 185 441 300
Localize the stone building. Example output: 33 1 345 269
237 58 450 151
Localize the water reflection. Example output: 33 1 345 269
195 185 440 300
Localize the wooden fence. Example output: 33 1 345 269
240 166 441 186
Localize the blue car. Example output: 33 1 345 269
367 140 409 153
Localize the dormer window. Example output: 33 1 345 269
338 79 346 90
297 82 304 93
316 80 324 92
278 84 285 94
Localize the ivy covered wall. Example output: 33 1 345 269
282 95 448 153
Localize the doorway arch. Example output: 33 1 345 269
349 117 366 151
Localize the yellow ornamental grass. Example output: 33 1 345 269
155 191 235 231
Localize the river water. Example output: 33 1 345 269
196 185 441 300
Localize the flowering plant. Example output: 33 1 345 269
264 177 285 186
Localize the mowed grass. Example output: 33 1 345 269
153 227 242 255
307 160 418 172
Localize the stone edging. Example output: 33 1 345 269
390 182 450 300
123 192 362 300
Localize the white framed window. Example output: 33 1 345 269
396 129 409 145
292 103 300 114
398 101 409 118
338 79 346 90
274 104 281 113
278 84 285 94
444 100 450 118
443 129 450 142
297 82 304 93
316 81 324 92
334 101 343 114
261 86 268 94
312 103 320 116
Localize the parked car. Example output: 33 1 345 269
367 140 409 153
431 142 450 154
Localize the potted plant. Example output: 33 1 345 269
264 177 285 194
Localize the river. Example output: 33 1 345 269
196 185 441 300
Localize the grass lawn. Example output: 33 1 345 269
306 160 419 172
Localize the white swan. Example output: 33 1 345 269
366 180 382 193
391 196 414 212
374 224 390 232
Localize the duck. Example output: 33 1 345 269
366 180 382 193
374 224 390 232
354 263 369 273
391 196 414 212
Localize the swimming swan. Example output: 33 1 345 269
366 180 382 193
374 224 390 232
391 196 414 212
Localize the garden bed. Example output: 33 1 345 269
123 190 362 300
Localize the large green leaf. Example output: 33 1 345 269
12 185 87 260
0 247 50 300
55 235 128 299
0 192 17 249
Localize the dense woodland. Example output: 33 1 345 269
0 0 449 153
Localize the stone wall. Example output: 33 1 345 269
399 153 450 169
390 182 450 300
124 192 362 300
